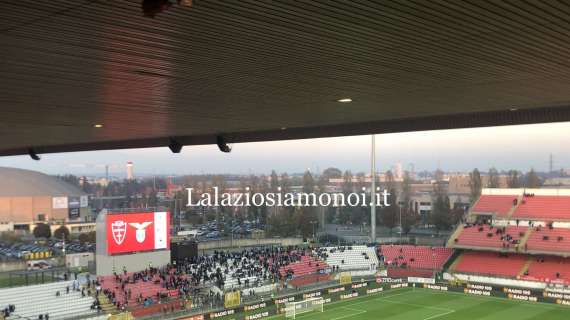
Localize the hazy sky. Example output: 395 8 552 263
0 122 569 176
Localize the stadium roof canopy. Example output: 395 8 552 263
2 1 570 156
0 167 85 197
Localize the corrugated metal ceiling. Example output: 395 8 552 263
1 0 570 155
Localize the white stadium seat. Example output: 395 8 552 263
315 246 378 274
0 281 96 320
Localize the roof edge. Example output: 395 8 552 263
2 104 570 156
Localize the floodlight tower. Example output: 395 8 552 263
370 135 376 244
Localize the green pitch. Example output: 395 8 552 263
270 288 569 320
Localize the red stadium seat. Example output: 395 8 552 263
525 227 570 254
522 256 570 285
278 255 328 277
454 224 527 250
380 245 452 270
453 251 527 277
472 195 518 217
513 195 570 220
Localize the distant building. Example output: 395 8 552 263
93 177 110 187
481 175 509 188
166 176 184 197
127 161 134 180
327 173 387 185
447 173 509 193
543 177 570 188
448 175 471 194
0 167 91 232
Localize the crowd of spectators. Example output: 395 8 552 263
98 246 315 311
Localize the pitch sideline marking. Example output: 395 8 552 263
423 310 455 320
419 288 570 311
348 290 414 307
330 307 367 320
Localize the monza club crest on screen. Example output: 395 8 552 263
106 212 169 254
111 220 127 245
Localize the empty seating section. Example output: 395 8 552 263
513 195 570 220
453 252 527 277
522 257 570 285
386 268 434 278
288 274 331 287
316 246 378 272
0 281 96 320
472 195 517 216
455 224 527 249
380 245 452 270
278 255 327 278
130 300 185 318
525 227 570 254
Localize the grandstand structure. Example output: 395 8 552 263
447 188 570 286
6 188 570 320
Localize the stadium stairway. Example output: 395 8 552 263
447 254 463 272
97 292 118 315
517 228 533 251
470 195 483 213
518 258 533 278
447 224 465 247
444 250 463 272
505 195 523 219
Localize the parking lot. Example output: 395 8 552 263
0 239 94 262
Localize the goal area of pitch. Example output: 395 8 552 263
284 297 324 319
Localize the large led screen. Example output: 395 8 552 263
106 211 170 255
